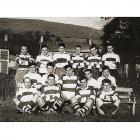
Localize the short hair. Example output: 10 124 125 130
23 77 31 82
21 45 28 49
29 62 36 67
90 43 97 50
64 64 73 70
48 74 55 79
102 66 110 72
41 44 48 49
58 43 65 48
84 69 92 74
47 62 54 67
75 45 81 48
102 79 111 85
79 76 87 82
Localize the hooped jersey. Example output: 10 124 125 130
53 52 70 68
71 54 85 69
42 85 61 102
15 53 33 69
102 52 120 69
16 87 38 102
86 54 102 69
75 86 96 103
36 54 53 74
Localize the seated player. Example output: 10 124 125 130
84 69 98 89
53 43 71 77
74 76 96 117
85 45 102 79
96 79 121 116
71 45 85 78
41 62 60 86
36 44 53 76
13 77 39 114
58 64 78 114
23 62 42 92
15 45 33 88
97 66 117 90
38 74 63 114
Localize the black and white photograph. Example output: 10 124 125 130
0 17 139 122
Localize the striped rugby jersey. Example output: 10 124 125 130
97 90 119 102
36 54 53 74
24 72 42 89
16 87 38 102
86 54 102 69
42 85 61 102
75 86 96 103
41 73 60 85
102 52 120 69
59 73 78 100
71 54 85 69
15 53 33 69
53 52 70 68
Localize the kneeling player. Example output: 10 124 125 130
39 74 63 114
74 76 96 117
13 77 39 114
96 79 121 116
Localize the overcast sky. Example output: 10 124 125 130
26 17 108 30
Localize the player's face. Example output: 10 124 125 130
102 69 110 78
91 47 97 55
107 46 113 53
21 46 28 55
102 83 111 92
30 66 36 73
80 79 87 89
76 47 81 55
47 66 54 74
59 46 65 54
24 78 31 88
48 77 55 86
65 67 73 76
41 47 48 55
85 71 92 80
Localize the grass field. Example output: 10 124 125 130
0 69 140 122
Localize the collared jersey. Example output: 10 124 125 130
59 73 78 100
53 52 70 68
42 85 61 102
75 86 96 103
16 87 37 102
71 54 85 69
15 53 33 69
36 54 53 74
87 78 98 88
102 52 120 69
86 54 102 69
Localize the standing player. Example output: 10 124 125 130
41 62 60 86
36 44 53 76
15 45 33 87
96 79 121 116
13 77 39 114
58 64 78 113
39 74 63 113
84 69 98 89
53 43 71 77
85 45 102 79
97 66 117 90
102 45 120 81
74 76 96 117
71 45 85 78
